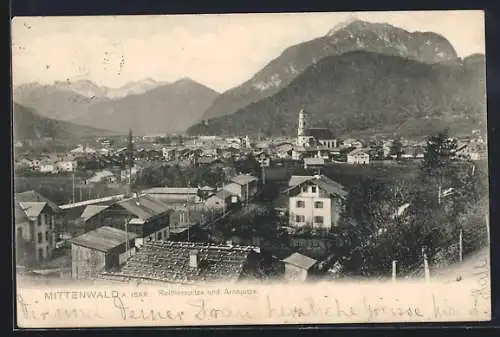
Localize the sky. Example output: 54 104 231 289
11 10 485 93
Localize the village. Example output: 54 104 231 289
14 108 488 285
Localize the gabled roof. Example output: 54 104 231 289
285 174 347 199
304 128 335 140
80 205 109 221
71 226 138 252
15 190 60 212
18 202 50 218
116 194 171 221
288 175 314 187
105 241 258 284
348 148 370 156
222 182 242 195
282 252 317 270
210 189 233 200
231 174 258 185
14 203 29 223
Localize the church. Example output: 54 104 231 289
293 109 337 160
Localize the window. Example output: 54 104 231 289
17 227 23 239
302 186 308 193
311 186 317 193
38 248 44 261
37 232 43 244
37 215 41 226
314 216 324 224
295 215 305 222
158 232 162 240
314 201 324 209
296 200 305 208
44 214 49 224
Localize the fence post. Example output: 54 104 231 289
423 253 430 283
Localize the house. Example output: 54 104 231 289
88 170 117 184
199 185 216 199
282 252 318 282
98 194 172 247
204 189 235 212
194 157 222 167
15 191 61 266
343 138 363 148
56 160 77 172
347 148 370 164
38 163 57 174
285 175 348 231
274 142 294 159
303 157 325 170
455 143 486 161
229 174 259 202
71 226 138 280
70 144 97 155
79 205 109 233
120 166 138 182
99 241 283 284
254 151 271 168
142 187 202 204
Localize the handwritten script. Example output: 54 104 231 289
16 281 491 327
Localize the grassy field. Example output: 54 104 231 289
14 176 126 205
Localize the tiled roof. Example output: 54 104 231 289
80 205 108 221
282 252 317 270
142 187 199 195
117 195 171 221
71 226 138 252
231 174 258 185
107 241 258 284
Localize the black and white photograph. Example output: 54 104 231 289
12 11 490 327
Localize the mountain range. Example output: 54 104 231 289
13 78 219 135
12 102 114 142
200 19 461 122
72 78 219 135
187 50 486 138
12 19 487 139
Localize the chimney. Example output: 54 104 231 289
189 249 199 268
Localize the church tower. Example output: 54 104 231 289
297 108 308 147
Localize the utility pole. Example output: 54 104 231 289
125 218 129 257
72 170 76 204
392 260 397 281
422 247 430 282
437 184 442 206
459 228 463 263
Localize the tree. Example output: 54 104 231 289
390 137 404 160
421 129 457 179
